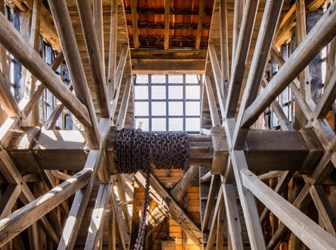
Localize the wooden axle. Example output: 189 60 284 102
6 127 323 175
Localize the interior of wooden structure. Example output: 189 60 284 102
0 0 336 249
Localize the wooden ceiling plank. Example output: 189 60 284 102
225 0 259 118
242 2 336 128
195 0 205 49
77 0 110 118
164 0 171 50
48 0 101 148
0 13 91 129
131 0 139 49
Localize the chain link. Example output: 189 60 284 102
114 128 189 250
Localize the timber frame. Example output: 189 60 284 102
0 0 335 249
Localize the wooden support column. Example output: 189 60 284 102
195 0 205 49
47 0 100 148
164 0 170 50
76 0 110 118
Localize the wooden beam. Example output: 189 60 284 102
204 75 221 126
309 185 336 236
93 0 104 71
225 0 259 118
131 58 205 74
195 0 205 49
76 0 110 118
44 103 65 130
131 0 139 49
47 0 100 148
232 0 243 66
241 169 336 250
202 175 220 232
242 2 336 128
0 69 21 118
164 0 170 50
0 184 21 219
57 150 103 250
221 183 244 250
232 0 284 149
0 168 91 247
135 172 203 248
116 76 133 129
131 49 207 60
107 0 118 101
114 174 131 233
0 13 91 128
85 184 111 250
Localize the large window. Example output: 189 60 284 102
134 74 201 133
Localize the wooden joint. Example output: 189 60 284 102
210 127 229 175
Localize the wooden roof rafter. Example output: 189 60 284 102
163 0 170 50
131 0 139 49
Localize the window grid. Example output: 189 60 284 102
134 74 201 133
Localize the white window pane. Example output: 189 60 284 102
152 102 166 116
136 74 148 83
186 86 200 99
168 75 183 83
151 74 166 83
169 102 183 116
152 86 166 99
186 118 200 131
169 86 183 99
186 75 199 84
136 118 149 131
169 118 183 131
152 118 166 131
135 102 149 116
186 102 200 116
134 86 148 100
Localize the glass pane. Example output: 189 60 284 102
152 102 166 116
168 86 183 99
152 86 166 99
134 86 148 100
169 102 183 116
136 118 149 131
186 118 200 131
168 74 183 83
151 74 166 83
186 75 199 84
186 86 200 99
152 118 166 131
136 74 148 84
186 102 200 116
169 118 183 131
134 102 149 116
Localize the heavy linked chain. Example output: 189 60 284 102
114 128 189 250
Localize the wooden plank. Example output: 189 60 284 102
47 0 100 148
0 168 91 247
0 13 91 128
77 0 109 118
164 0 171 50
131 0 139 49
242 2 336 128
195 0 205 49
116 76 132 129
135 172 203 248
225 0 259 118
241 169 336 250
57 150 103 250
85 184 111 250
232 0 284 149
